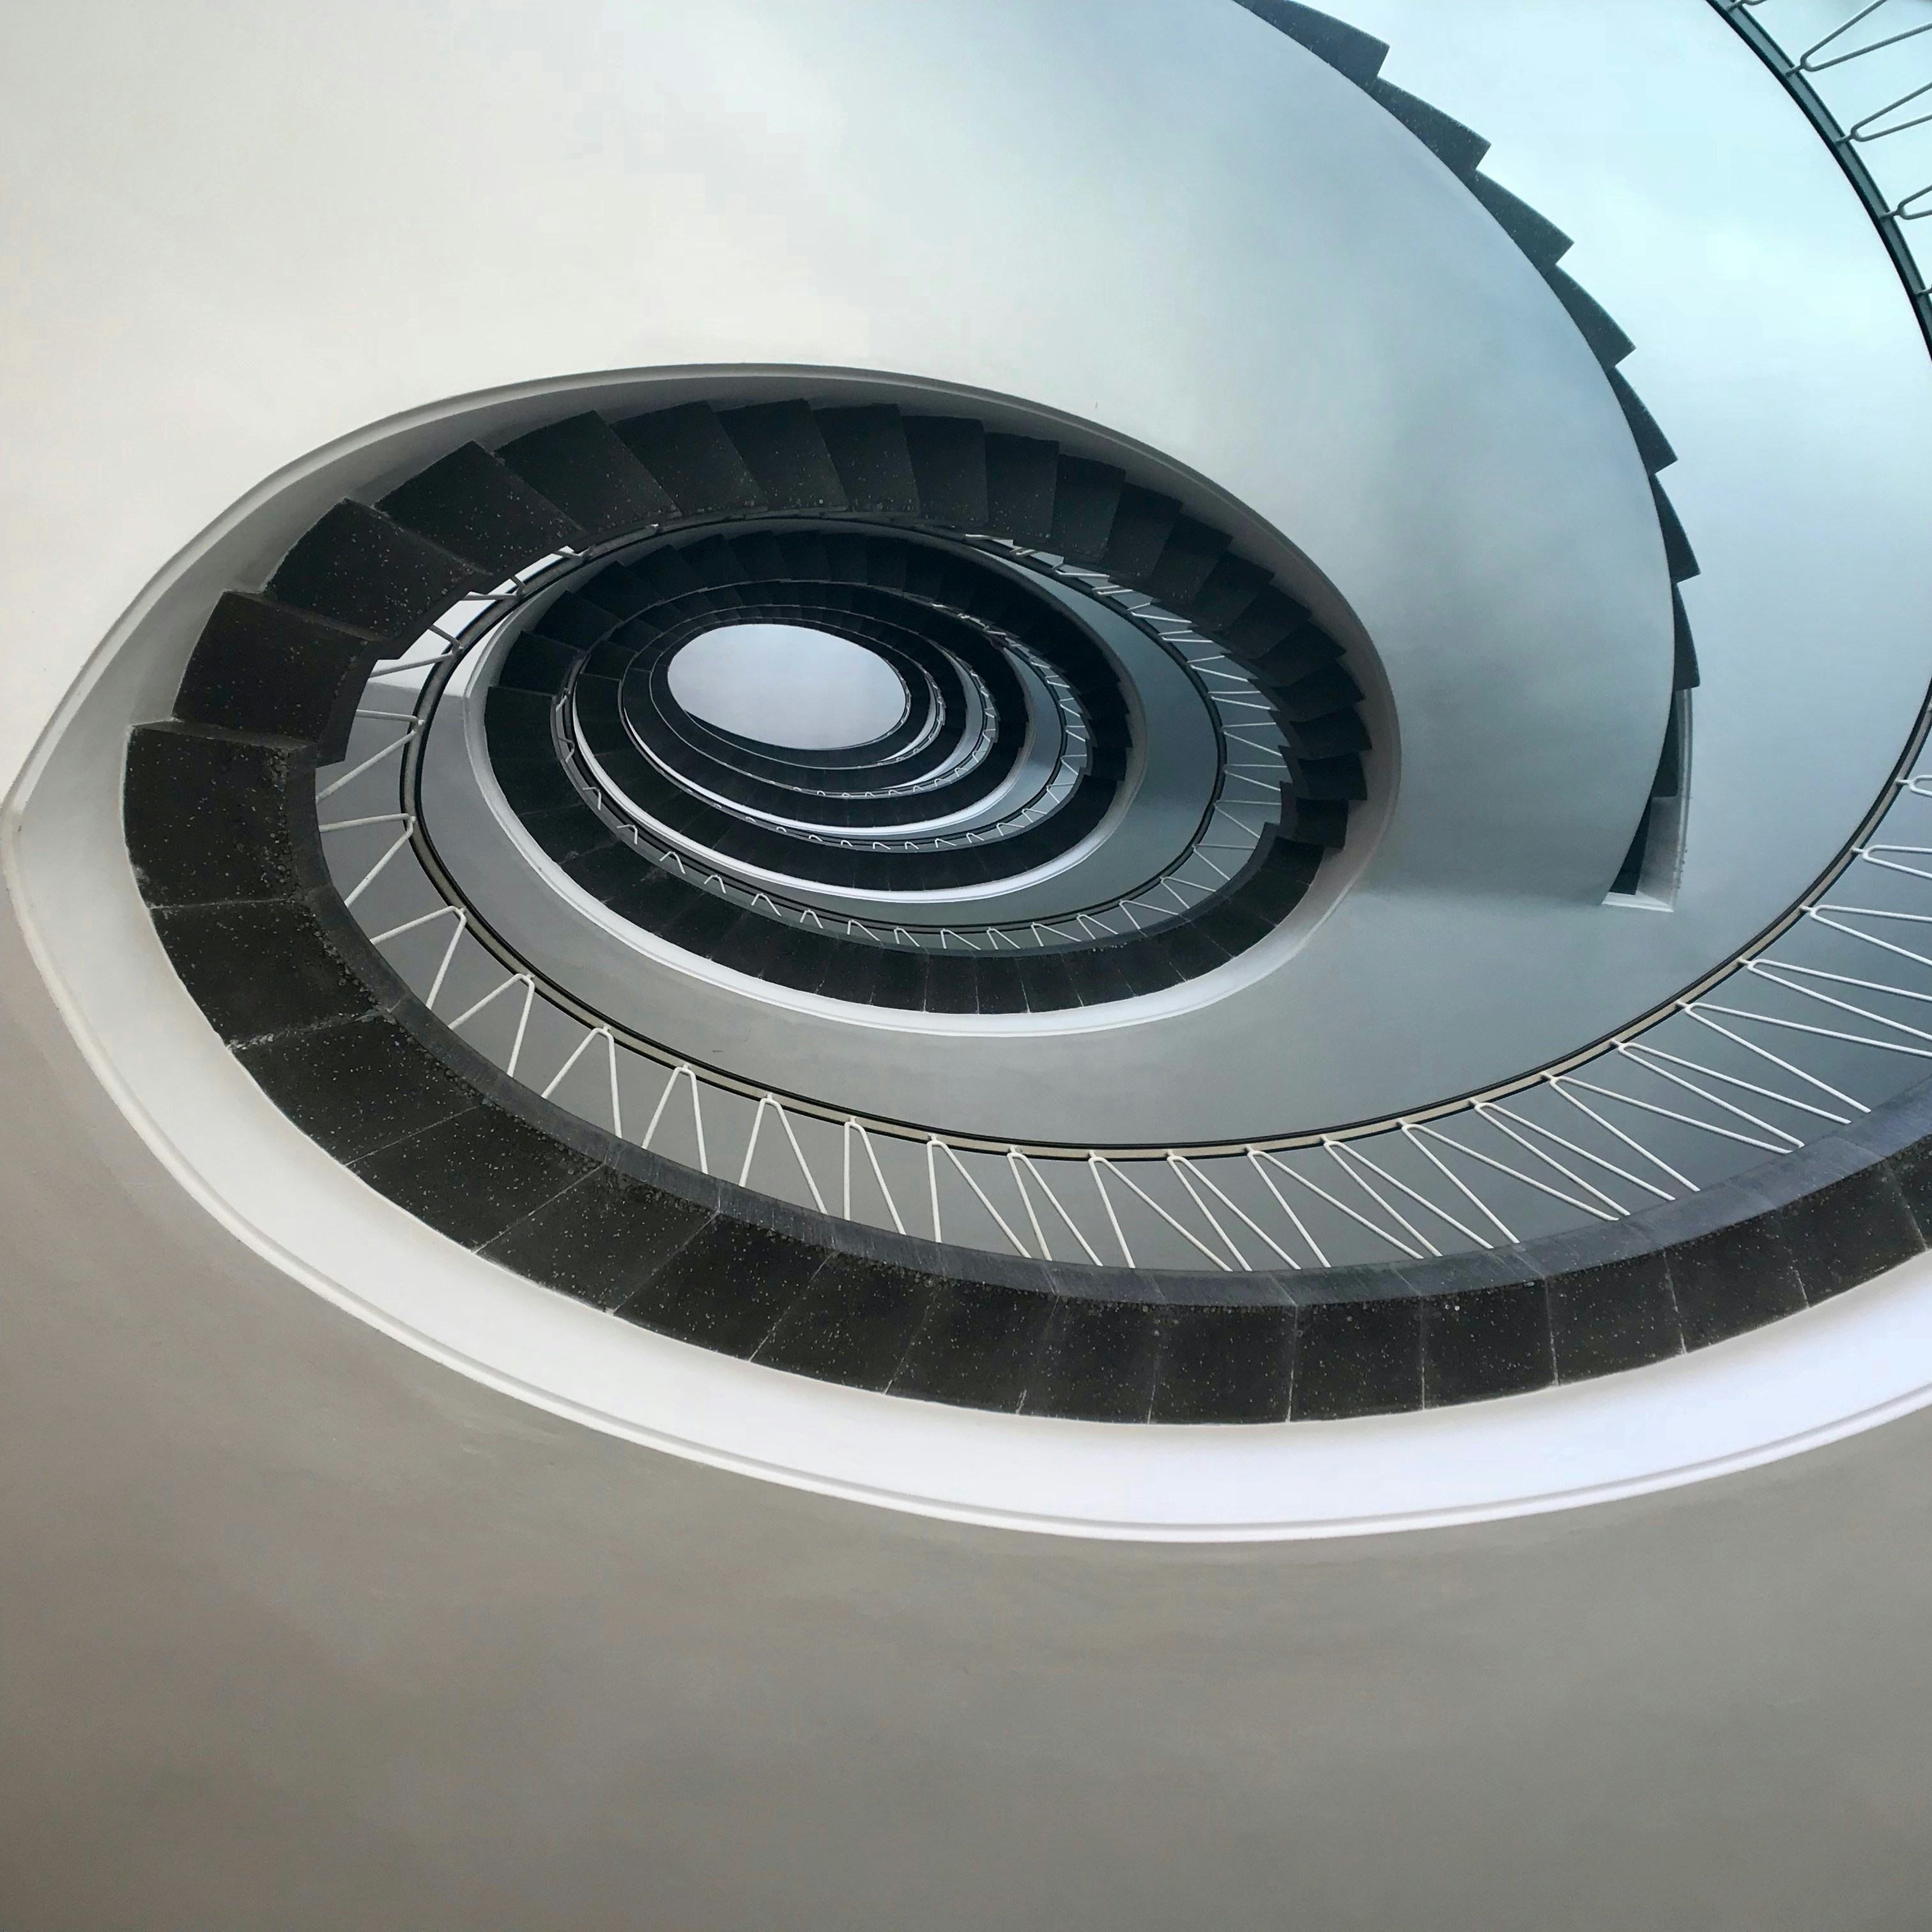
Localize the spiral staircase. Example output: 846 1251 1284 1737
6 2 1932 1927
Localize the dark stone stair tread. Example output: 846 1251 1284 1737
149 897 374 1043
496 632 583 696
1369 79 1490 178
983 433 1059 547
379 442 585 577
717 400 848 512
1185 556 1272 634
1144 516 1231 610
753 1252 940 1392
1048 457 1125 564
126 723 315 908
616 1218 827 1357
1100 486 1183 583
349 1103 601 1251
480 1166 712 1312
239 1011 480 1165
612 402 766 516
174 594 380 762
496 411 678 537
1235 0 1388 86
902 416 988 528
268 501 487 645
815 405 922 514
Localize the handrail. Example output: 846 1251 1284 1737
316 3 1932 1271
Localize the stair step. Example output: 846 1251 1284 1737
903 417 988 528
578 566 658 618
822 532 869 584
1652 480 1699 582
612 402 766 516
238 1013 480 1165
268 502 486 645
497 411 678 539
631 548 708 604
1467 176 1571 269
1222 586 1314 663
973 955 1027 1013
350 1105 600 1254
1144 516 1231 610
1016 951 1076 1013
984 434 1059 547
529 590 622 652
1274 663 1363 722
1248 623 1342 687
519 800 618 868
1607 368 1676 475
755 928 838 997
1282 709 1370 758
732 531 791 581
1186 556 1272 634
475 1165 714 1316
496 632 581 696
126 723 313 908
872 947 930 1011
558 838 645 902
1544 265 1633 367
1238 838 1325 917
776 531 832 583
1369 80 1489 178
601 864 702 930
1100 486 1181 583
174 592 379 762
921 951 979 1014
1672 588 1700 691
1190 898 1277 958
717 400 848 512
1061 946 1135 1008
379 443 584 577
1048 457 1125 564
1109 940 1184 998
148 898 372 1043
483 685 558 762
494 758 581 816
814 404 921 514
616 1220 827 1362
1279 798 1347 849
1289 753 1367 801
675 536 749 588
861 537 910 591
1235 0 1386 86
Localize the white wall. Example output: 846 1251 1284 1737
8 907 1932 1931
8 5 1932 1925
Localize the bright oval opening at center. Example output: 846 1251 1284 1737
666 624 909 751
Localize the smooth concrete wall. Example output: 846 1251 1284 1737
8 880 1932 1931
7 7 1932 1923
7 0 1929 1142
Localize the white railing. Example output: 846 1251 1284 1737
313 1 1931 1273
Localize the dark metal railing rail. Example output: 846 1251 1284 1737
314 1 1932 1272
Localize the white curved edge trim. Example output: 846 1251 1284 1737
12 365 1932 1544
13 769 1932 1542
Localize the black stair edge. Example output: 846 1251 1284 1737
173 592 382 764
121 702 1932 1417
1233 0 1692 810
474 517 1349 1007
1232 0 1386 85
267 501 493 647
378 442 587 578
116 710 1932 1422
495 411 679 538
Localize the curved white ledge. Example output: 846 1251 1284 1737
11 636 1932 1540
